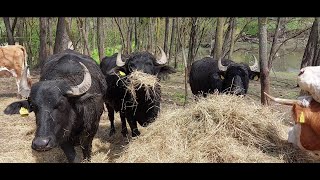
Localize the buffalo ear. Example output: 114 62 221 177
110 66 129 76
156 65 176 79
4 100 31 115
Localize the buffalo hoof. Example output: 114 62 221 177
131 130 141 137
121 128 128 137
109 129 116 137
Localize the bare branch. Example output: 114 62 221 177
273 26 311 61
235 18 254 42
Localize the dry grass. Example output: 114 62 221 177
116 94 318 163
0 76 318 163
124 70 160 104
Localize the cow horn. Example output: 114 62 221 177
116 48 125 67
218 57 228 72
19 66 31 98
66 62 92 96
264 92 303 106
249 55 259 72
156 46 167 64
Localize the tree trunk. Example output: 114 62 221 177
222 18 231 58
3 17 15 45
127 18 133 54
154 18 159 54
39 17 48 70
148 19 152 52
258 18 269 105
174 18 179 69
228 18 236 59
268 18 282 69
54 17 70 54
47 18 53 55
91 18 96 51
134 17 138 52
97 17 105 62
300 17 320 68
163 17 169 55
114 18 126 54
187 17 198 72
16 18 25 45
169 18 176 61
212 17 225 59
76 18 91 56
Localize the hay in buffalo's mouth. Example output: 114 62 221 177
115 70 161 109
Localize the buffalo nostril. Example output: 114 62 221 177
32 137 51 150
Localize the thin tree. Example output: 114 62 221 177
3 17 17 45
258 17 269 105
54 17 70 54
174 18 179 69
114 18 126 54
163 17 169 55
97 17 105 62
187 17 198 72
134 17 138 51
47 18 53 55
39 17 48 70
76 18 91 56
268 18 283 69
16 18 25 45
228 18 236 59
300 17 320 68
212 17 225 59
169 18 176 61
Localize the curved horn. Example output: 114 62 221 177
249 55 259 72
19 66 31 98
116 48 125 67
264 92 303 106
218 57 228 72
156 46 167 64
66 62 92 96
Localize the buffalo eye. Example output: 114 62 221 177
55 98 67 111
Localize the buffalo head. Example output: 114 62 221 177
4 62 92 151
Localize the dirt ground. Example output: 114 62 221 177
0 69 299 163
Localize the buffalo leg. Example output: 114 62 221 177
80 136 94 162
106 104 116 136
127 117 140 137
120 112 128 137
60 142 79 163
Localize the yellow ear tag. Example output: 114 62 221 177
254 76 259 81
299 112 305 123
119 71 126 77
220 75 225 80
19 107 29 117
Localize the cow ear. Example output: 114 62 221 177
156 65 176 78
4 100 31 115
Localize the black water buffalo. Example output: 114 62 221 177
3 49 107 163
100 46 176 137
189 56 259 96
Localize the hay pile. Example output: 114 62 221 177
116 94 317 163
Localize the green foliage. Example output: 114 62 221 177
243 20 258 36
91 44 123 64
91 49 100 64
